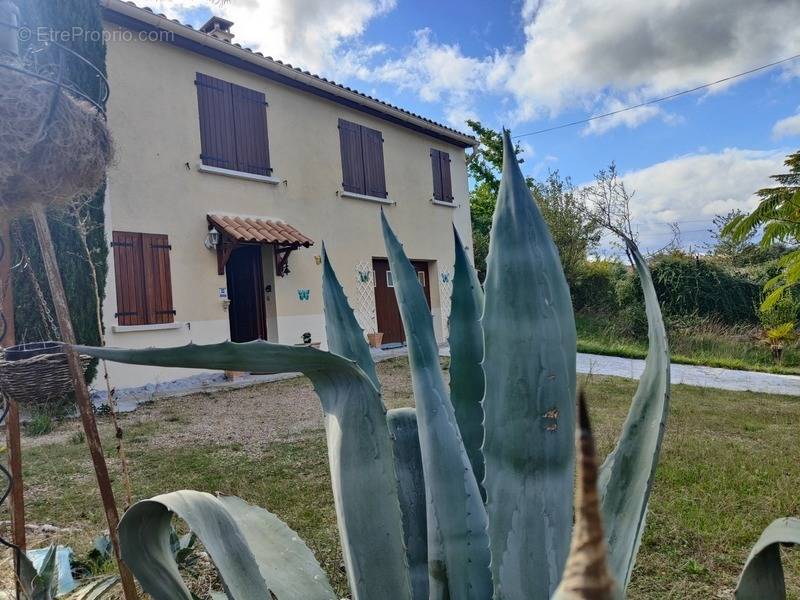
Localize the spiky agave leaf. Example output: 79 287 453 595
448 225 486 502
321 243 380 389
381 211 492 599
483 130 576 599
551 393 621 600
117 490 336 600
78 341 410 600
320 245 413 597
735 517 800 599
388 408 429 600
598 239 670 589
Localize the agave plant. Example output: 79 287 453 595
15 545 119 600
77 131 793 599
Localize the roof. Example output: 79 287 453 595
101 0 477 148
208 214 314 247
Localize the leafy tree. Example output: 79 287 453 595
724 150 800 309
466 121 600 283
708 210 755 257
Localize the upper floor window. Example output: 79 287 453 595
338 118 387 199
430 148 453 203
111 231 175 326
195 72 271 176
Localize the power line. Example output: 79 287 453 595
512 53 800 139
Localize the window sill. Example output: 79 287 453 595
431 199 458 208
112 322 184 334
340 190 395 205
198 164 281 184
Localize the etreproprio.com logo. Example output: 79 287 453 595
17 26 174 44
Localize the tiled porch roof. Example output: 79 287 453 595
207 214 314 247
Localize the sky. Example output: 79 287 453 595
147 0 800 253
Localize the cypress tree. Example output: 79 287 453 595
12 0 109 380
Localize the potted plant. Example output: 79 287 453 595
367 330 384 348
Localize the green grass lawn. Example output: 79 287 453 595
5 358 799 598
577 311 800 376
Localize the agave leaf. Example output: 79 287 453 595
448 225 486 502
20 545 59 600
322 243 380 389
216 495 337 599
598 239 670 589
381 211 492 599
388 408 429 600
735 517 800 600
118 490 269 599
482 130 576 599
78 341 411 600
68 575 119 599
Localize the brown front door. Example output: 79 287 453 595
373 258 431 345
226 245 267 342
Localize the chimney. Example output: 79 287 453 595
199 16 234 43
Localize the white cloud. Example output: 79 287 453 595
773 109 800 139
369 28 513 127
145 0 395 75
615 148 787 249
508 0 800 130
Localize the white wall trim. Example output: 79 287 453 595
340 190 395 205
198 163 281 184
112 322 185 333
431 199 459 208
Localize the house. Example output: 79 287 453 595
99 0 476 389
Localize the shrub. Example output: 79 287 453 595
571 259 625 311
650 253 760 324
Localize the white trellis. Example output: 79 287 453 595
354 260 377 335
439 268 453 337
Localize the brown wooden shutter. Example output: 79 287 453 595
339 119 365 194
431 149 443 201
111 231 147 326
231 83 271 176
439 150 453 202
361 125 387 198
141 234 175 324
196 73 237 170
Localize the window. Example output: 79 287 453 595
112 231 175 326
338 118 387 198
430 148 453 202
195 72 271 176
417 271 426 287
386 270 394 287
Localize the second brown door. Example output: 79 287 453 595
373 258 431 345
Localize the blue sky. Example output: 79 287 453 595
153 0 800 252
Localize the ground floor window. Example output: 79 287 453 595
111 231 175 326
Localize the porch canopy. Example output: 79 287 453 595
207 214 314 276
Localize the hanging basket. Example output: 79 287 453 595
0 56 113 217
0 341 91 406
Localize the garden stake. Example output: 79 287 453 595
30 204 138 600
0 220 24 600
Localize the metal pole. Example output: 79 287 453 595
1 221 24 600
30 205 138 600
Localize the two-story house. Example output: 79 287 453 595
100 0 476 389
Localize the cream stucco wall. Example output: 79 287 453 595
99 21 473 390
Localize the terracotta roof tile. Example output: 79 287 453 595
208 214 314 247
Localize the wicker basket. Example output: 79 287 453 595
0 344 91 406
